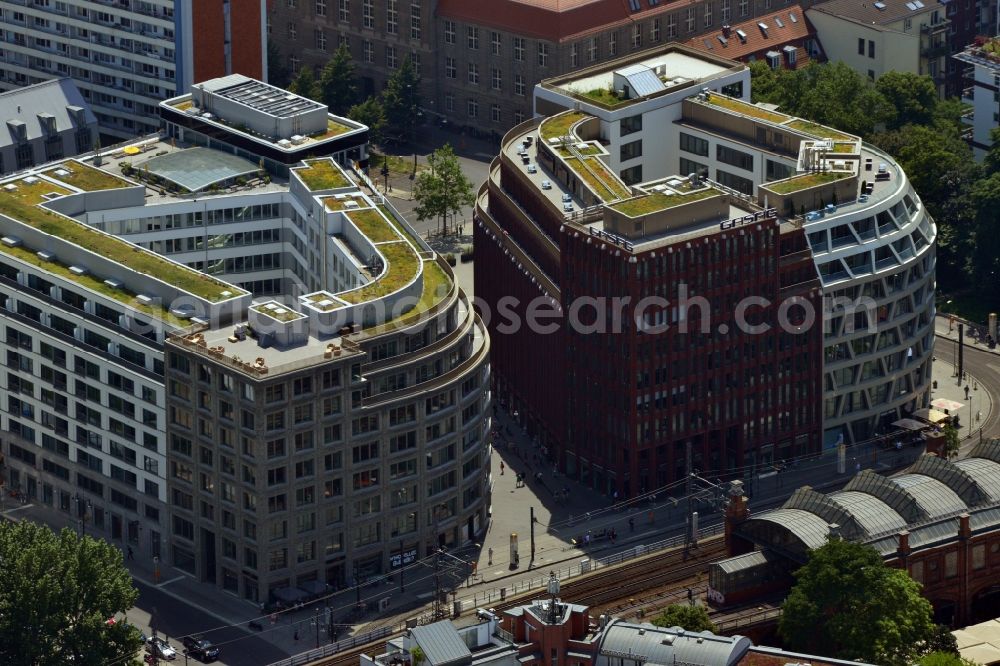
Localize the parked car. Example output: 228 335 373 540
145 636 177 661
541 180 552 190
563 202 574 212
527 164 537 174
561 193 573 203
183 635 220 662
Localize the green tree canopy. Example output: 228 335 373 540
650 604 716 633
942 423 961 459
382 56 422 144
318 44 359 115
288 65 320 102
779 539 935 665
349 96 387 145
413 143 474 235
267 40 291 89
919 652 977 666
0 522 142 666
984 126 1000 176
875 71 939 130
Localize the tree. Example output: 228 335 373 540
382 56 422 144
413 144 475 235
0 522 142 666
983 126 1000 176
942 423 961 459
349 96 387 145
288 65 320 102
318 44 359 115
267 40 291 88
875 71 938 130
779 539 935 665
919 652 977 666
650 604 716 633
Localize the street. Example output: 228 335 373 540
129 580 289 666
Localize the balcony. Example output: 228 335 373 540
921 42 950 59
920 19 951 34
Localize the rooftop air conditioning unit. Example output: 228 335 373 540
277 139 292 148
290 134 306 145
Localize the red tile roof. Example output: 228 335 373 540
436 0 698 43
683 5 821 69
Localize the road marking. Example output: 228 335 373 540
156 575 186 588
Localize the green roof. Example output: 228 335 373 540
347 208 401 243
44 161 133 191
565 156 631 201
339 241 420 305
612 188 720 216
540 111 587 141
784 119 854 142
764 171 852 194
296 159 352 190
365 259 451 334
250 303 305 322
311 118 354 139
0 172 242 303
703 93 790 123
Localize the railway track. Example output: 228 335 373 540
308 537 726 666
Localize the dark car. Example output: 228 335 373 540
182 635 220 663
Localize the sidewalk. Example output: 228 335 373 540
935 313 998 356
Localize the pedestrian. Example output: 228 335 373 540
855 461 861 473
613 490 619 503
500 461 504 475
127 546 134 560
488 547 494 565
628 517 635 532
294 629 299 641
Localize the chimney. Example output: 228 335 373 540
828 523 842 540
722 24 732 37
724 480 752 556
959 513 971 539
897 530 910 557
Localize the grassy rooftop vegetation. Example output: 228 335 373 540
0 242 188 327
704 94 790 123
312 118 355 140
45 162 133 191
339 241 420 305
365 259 452 334
579 87 627 107
296 159 351 190
0 177 240 302
832 142 857 153
540 111 587 141
612 189 719 216
556 144 603 158
347 208 401 243
172 99 194 111
785 119 854 142
565 157 631 201
765 171 851 194
324 195 366 212
250 303 305 322
377 204 424 249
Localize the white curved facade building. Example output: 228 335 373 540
804 147 936 446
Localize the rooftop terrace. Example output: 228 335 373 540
611 187 721 216
43 161 133 191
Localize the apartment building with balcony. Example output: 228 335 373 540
0 77 97 174
0 0 266 140
0 76 491 605
806 0 966 97
475 45 934 498
954 37 1000 160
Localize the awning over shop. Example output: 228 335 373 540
891 418 928 431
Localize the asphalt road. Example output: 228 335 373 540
932 336 1000 445
133 580 289 666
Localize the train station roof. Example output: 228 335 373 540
736 440 1000 559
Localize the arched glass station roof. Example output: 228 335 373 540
737 440 1000 559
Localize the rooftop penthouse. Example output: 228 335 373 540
160 74 368 169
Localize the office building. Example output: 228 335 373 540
0 78 98 174
0 0 266 139
954 37 1000 161
267 0 831 136
475 45 934 498
0 76 491 604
